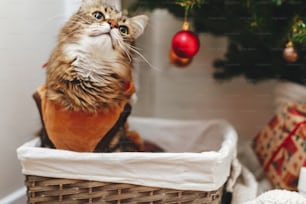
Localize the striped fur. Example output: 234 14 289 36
46 0 148 112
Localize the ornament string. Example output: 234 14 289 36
176 0 193 30
176 0 204 30
183 6 190 30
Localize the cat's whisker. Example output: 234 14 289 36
112 31 133 62
121 44 132 62
116 40 130 60
120 41 133 62
126 45 161 71
123 46 133 63
127 44 143 53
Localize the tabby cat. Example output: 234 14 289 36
36 0 149 152
46 0 148 112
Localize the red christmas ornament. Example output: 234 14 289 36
169 49 192 67
172 30 200 58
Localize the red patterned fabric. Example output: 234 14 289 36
253 102 306 191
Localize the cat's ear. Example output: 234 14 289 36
129 15 149 39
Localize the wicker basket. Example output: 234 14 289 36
19 118 238 204
26 175 223 204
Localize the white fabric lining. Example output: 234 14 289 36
17 117 237 191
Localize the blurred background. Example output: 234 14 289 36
0 0 278 202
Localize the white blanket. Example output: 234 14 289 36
244 190 306 204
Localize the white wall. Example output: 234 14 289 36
0 0 80 199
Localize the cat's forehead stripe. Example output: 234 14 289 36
102 4 122 20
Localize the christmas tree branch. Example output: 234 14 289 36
130 0 306 85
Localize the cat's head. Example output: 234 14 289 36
62 0 148 50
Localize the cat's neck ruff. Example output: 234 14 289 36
64 32 121 82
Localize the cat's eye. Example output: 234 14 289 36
92 11 104 20
119 26 129 35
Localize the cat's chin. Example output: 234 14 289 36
88 33 114 48
100 34 115 48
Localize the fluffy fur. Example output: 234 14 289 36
46 0 148 112
38 0 148 152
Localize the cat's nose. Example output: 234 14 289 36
107 19 118 29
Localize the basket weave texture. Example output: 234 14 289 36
26 175 223 204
